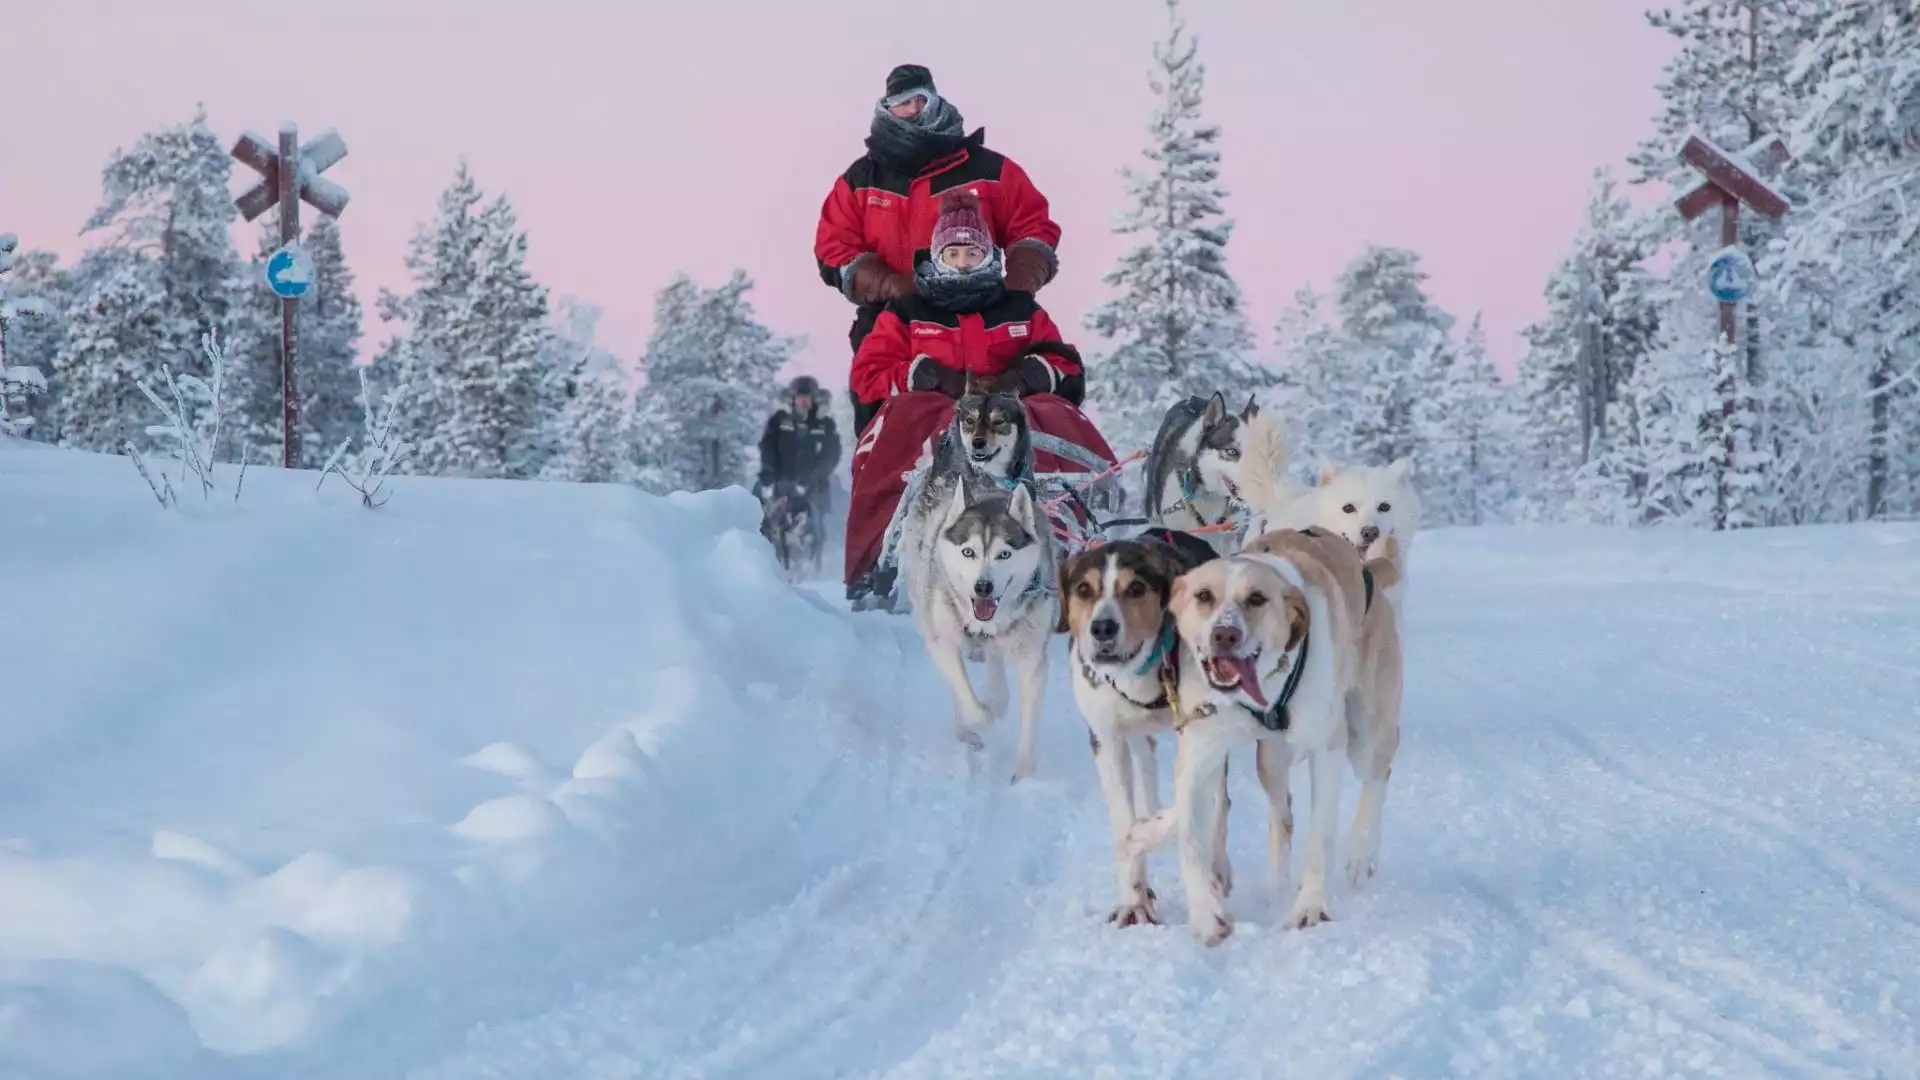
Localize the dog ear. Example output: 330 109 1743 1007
962 373 995 400
1285 589 1310 652
1316 457 1339 487
1008 482 1035 530
1201 391 1226 428
1386 455 1414 482
1240 394 1259 420
1054 563 1074 634
944 479 969 528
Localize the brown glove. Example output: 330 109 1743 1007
1002 240 1057 294
847 254 914 304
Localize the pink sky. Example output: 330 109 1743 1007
5 1 1671 384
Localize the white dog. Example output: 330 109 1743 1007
1236 411 1421 610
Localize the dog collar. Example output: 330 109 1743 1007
1078 653 1169 712
1134 619 1176 677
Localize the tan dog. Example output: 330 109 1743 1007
1128 527 1403 945
1057 533 1223 928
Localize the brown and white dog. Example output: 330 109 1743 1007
1056 530 1223 928
1128 527 1404 946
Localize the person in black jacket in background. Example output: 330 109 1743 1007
756 376 842 558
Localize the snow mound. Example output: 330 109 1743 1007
0 445 945 1073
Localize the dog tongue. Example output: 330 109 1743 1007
971 597 998 622
1229 656 1268 707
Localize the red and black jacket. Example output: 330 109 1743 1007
850 291 1084 406
815 133 1060 304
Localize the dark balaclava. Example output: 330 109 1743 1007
867 64 968 174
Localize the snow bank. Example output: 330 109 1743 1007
0 443 932 1074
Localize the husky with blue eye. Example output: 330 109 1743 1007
897 428 1058 783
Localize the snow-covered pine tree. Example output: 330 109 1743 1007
1269 285 1345 479
629 271 794 494
540 297 633 484
0 234 53 439
377 163 483 475
0 246 69 441
1083 0 1262 452
1513 170 1661 514
1416 315 1514 526
1785 0 1920 519
228 213 364 466
1331 245 1453 469
378 164 563 479
464 193 560 480
51 107 245 453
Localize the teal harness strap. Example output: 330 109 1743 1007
1134 619 1176 677
1362 565 1374 613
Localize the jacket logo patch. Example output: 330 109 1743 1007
1008 323 1029 338
911 324 943 336
867 195 893 208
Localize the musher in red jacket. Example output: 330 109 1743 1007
843 191 1113 609
815 63 1063 436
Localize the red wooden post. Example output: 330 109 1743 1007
1674 133 1791 531
278 123 301 469
230 124 352 470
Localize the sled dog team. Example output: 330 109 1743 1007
892 384 1421 946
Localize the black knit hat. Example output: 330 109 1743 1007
884 64 935 98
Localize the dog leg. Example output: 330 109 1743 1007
925 628 989 750
981 650 1011 721
1210 756 1233 899
1172 721 1235 946
1131 733 1161 820
1009 627 1048 783
1255 738 1295 904
1094 727 1155 926
1345 707 1400 889
1288 745 1342 929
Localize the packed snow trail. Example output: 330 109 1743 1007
0 441 1915 1079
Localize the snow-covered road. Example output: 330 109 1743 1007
1 442 1915 1079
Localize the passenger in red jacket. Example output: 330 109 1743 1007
815 64 1062 432
842 191 1113 609
850 191 1084 408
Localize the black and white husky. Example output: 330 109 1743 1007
897 418 1058 782
1142 392 1259 551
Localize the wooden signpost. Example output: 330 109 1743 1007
1676 132 1792 530
231 124 351 469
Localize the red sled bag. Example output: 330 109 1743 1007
844 390 1117 589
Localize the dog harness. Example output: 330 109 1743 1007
1076 618 1178 712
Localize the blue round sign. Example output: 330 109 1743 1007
1707 247 1756 304
265 244 315 300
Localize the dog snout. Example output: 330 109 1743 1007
971 437 988 450
1359 524 1381 545
1210 623 1243 655
1090 616 1119 642
973 579 995 598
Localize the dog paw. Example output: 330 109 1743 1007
1107 901 1159 928
1009 753 1036 785
955 727 985 751
1195 909 1234 947
1286 898 1333 930
1212 861 1234 899
1345 849 1378 889
1122 811 1175 857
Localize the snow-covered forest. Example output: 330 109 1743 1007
5 0 1916 526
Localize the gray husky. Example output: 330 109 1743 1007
867 379 1036 612
1142 391 1259 551
897 418 1058 782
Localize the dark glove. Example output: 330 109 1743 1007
1003 240 1057 294
994 354 1059 398
906 354 967 397
848 254 914 304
